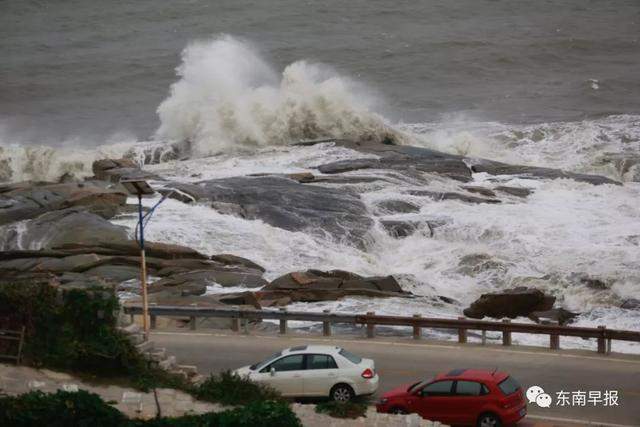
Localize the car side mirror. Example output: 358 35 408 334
270 367 276 376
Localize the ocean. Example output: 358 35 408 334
1 0 639 352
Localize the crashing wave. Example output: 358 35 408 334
155 35 404 156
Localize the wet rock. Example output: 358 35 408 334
83 265 141 282
260 269 408 305
470 159 619 185
457 253 507 276
216 291 261 308
462 186 497 198
380 220 422 238
495 186 532 198
621 299 640 310
305 139 618 186
0 181 127 225
380 220 443 238
1 208 129 250
54 241 209 260
574 274 611 290
529 308 579 325
317 158 380 174
463 287 556 319
286 172 315 183
375 199 420 214
210 254 265 273
406 190 500 204
92 158 158 183
151 269 267 294
164 176 373 245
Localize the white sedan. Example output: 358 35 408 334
234 345 379 401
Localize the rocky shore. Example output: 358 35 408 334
0 138 632 326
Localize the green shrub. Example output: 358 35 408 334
315 400 368 419
0 390 127 427
0 391 302 427
194 370 282 405
215 400 302 427
0 281 191 392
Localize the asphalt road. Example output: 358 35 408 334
152 331 640 426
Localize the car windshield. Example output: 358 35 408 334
498 376 521 395
250 352 282 371
338 348 362 364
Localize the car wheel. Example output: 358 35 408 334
390 407 407 414
477 412 502 427
330 384 354 403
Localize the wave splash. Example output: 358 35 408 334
155 35 400 156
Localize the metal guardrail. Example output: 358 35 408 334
123 305 640 355
0 327 25 364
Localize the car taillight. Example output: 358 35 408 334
361 368 374 379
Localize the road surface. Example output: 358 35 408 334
151 330 640 426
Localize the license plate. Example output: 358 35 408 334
518 408 526 417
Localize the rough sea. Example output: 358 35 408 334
1 0 639 352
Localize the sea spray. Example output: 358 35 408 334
155 35 403 156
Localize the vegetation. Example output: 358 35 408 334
0 283 301 425
0 391 302 427
0 281 188 391
194 370 282 406
315 399 368 419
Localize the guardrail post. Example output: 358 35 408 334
457 317 467 343
149 303 157 330
366 312 375 338
502 319 511 346
550 333 560 350
322 309 331 336
607 338 612 354
597 325 606 354
412 314 422 340
231 317 240 332
279 308 287 335
189 303 197 330
481 330 487 345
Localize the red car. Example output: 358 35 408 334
376 369 526 426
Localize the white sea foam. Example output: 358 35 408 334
112 146 640 353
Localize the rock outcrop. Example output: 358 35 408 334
164 176 373 245
463 287 555 319
256 269 410 306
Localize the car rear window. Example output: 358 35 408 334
338 349 362 364
498 376 521 396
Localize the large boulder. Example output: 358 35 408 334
463 287 556 319
92 158 158 183
0 208 129 251
304 139 619 186
621 299 640 310
258 269 408 306
164 176 373 245
0 181 127 225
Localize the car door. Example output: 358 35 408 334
409 380 455 423
302 354 340 396
259 354 305 396
448 380 489 425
